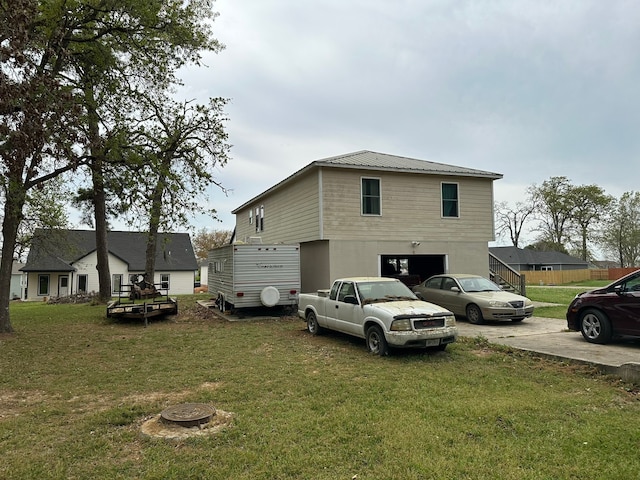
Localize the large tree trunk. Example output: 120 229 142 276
0 176 27 333
144 158 170 283
86 86 111 303
92 159 112 302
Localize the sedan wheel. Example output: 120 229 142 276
466 304 485 325
366 325 389 356
580 309 612 344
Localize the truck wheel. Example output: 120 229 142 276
306 311 322 336
366 325 389 356
580 309 612 344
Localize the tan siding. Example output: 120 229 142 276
325 239 491 282
321 168 495 242
234 171 320 243
300 241 330 292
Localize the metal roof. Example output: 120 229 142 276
233 150 502 213
313 150 502 177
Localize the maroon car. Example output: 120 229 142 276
566 269 640 344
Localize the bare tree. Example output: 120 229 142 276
494 196 536 247
192 228 233 260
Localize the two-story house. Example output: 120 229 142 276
21 229 198 300
231 150 502 293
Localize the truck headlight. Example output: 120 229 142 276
445 316 456 326
390 319 412 331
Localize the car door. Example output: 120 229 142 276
608 273 640 335
434 276 464 315
416 276 444 304
331 281 362 336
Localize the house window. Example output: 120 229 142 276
362 178 381 215
541 266 553 271
77 274 88 293
442 183 459 218
38 274 50 296
249 209 253 225
255 205 264 232
160 274 170 289
112 274 122 294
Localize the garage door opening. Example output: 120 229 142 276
381 255 446 287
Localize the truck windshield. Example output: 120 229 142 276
358 281 418 303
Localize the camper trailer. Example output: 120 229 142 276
207 243 300 312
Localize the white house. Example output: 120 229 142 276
21 230 198 300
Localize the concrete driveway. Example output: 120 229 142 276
456 316 640 383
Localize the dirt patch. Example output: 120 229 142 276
472 348 494 358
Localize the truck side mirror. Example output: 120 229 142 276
343 295 359 305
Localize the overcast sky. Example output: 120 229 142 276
177 0 640 243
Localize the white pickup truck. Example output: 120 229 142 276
298 277 458 355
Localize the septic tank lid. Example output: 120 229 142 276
160 403 216 427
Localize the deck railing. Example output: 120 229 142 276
489 252 526 296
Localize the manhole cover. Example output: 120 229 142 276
160 403 216 427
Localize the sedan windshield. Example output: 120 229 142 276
458 277 501 293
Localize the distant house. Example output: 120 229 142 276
489 246 589 271
231 150 503 292
198 259 208 286
591 260 620 269
7 260 26 300
21 230 198 300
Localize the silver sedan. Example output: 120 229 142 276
412 274 534 324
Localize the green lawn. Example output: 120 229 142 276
526 280 609 319
1 294 638 479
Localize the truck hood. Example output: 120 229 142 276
364 300 453 317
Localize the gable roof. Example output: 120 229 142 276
21 230 198 272
489 246 589 267
233 150 502 213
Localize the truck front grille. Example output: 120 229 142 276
413 317 446 329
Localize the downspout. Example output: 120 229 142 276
318 168 324 240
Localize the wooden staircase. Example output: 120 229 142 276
489 252 526 296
